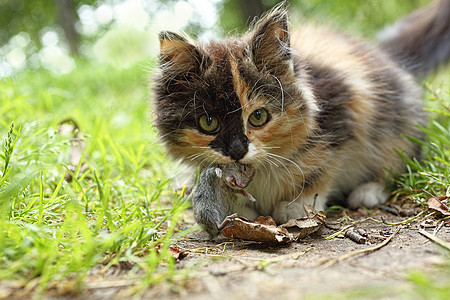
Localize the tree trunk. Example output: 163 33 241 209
56 0 79 56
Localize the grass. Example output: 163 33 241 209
0 60 191 296
393 80 450 203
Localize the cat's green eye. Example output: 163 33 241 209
248 108 269 128
198 115 220 134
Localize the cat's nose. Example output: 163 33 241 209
228 137 248 161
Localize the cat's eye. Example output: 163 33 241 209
248 108 269 128
198 115 220 134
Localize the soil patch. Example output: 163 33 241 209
2 202 449 300
150 207 447 300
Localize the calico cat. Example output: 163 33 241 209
152 1 450 228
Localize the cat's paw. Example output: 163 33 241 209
347 182 389 208
272 196 327 224
272 201 306 224
234 199 260 220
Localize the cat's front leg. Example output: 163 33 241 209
347 181 389 208
272 194 327 224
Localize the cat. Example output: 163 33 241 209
152 0 450 228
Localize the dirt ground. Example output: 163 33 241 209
88 201 449 299
146 206 447 300
2 201 449 300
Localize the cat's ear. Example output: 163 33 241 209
158 31 209 75
248 9 293 76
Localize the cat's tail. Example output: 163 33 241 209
378 0 450 78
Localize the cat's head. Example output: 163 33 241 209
152 8 317 168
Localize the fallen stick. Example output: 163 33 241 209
325 224 353 240
418 229 450 252
320 226 401 269
325 210 426 241
345 227 367 244
368 210 428 226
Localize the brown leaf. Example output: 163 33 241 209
156 245 188 261
427 196 449 215
221 216 293 244
280 205 326 240
168 246 188 261
255 216 277 226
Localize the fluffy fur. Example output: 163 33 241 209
153 1 450 224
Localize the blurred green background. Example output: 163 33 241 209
0 0 432 77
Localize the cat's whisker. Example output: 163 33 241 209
249 72 293 111
267 152 306 205
260 158 271 171
262 146 281 149
198 156 210 168
267 74 285 112
250 75 267 98
201 102 208 116
251 84 294 102
181 96 196 116
256 157 272 185
188 152 206 162
281 108 296 148
228 98 257 114
227 106 242 114
264 156 279 167
266 154 297 199
193 90 198 119
261 159 273 189
188 155 203 162
197 153 225 169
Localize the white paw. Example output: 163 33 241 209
272 195 327 224
234 196 260 220
347 182 389 208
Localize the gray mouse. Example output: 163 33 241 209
191 163 255 238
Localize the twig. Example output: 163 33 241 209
434 221 445 236
325 223 354 240
345 227 367 244
418 230 450 252
320 227 401 269
367 209 427 226
422 189 449 210
326 209 427 241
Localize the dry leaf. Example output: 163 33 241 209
221 216 293 244
280 205 326 240
255 216 277 226
168 246 188 261
427 196 449 215
156 245 188 261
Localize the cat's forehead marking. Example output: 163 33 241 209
229 56 250 110
202 42 242 115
